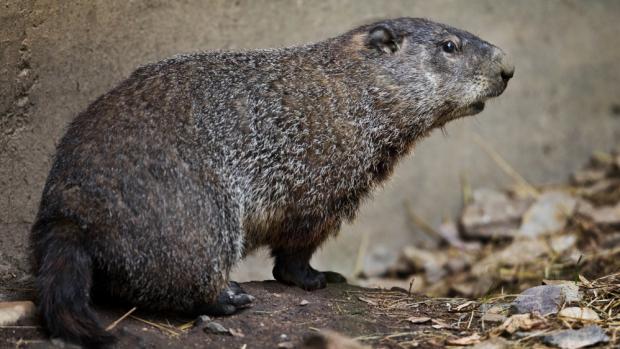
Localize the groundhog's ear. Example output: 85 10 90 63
367 25 401 54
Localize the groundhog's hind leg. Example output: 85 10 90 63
271 247 347 291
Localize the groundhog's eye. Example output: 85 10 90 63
442 41 457 54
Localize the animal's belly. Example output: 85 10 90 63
242 206 342 251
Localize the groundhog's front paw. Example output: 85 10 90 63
198 281 254 315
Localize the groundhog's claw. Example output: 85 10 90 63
198 282 254 315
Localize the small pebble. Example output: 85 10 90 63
558 307 599 321
299 299 310 306
195 315 211 327
407 316 431 324
204 321 229 335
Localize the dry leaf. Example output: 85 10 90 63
431 319 450 329
481 313 507 323
493 313 546 335
446 333 482 346
407 316 431 324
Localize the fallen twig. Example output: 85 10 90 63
105 306 137 331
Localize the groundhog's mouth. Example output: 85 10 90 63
433 100 486 127
456 100 486 117
469 101 486 114
434 80 508 127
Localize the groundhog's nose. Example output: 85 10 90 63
494 47 514 83
501 63 515 82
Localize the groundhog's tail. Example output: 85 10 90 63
32 220 116 348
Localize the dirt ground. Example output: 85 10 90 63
1 280 486 349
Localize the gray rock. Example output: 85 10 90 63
510 285 557 315
542 281 581 303
195 315 211 327
511 284 580 316
460 189 532 239
204 321 229 335
519 191 577 238
542 325 609 349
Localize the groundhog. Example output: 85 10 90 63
31 17 513 347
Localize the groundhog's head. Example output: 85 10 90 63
356 17 514 127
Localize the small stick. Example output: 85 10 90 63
351 230 369 278
0 325 39 329
466 310 474 329
384 332 418 339
15 339 46 346
516 329 552 342
130 315 180 337
105 307 137 331
404 200 441 240
460 173 472 206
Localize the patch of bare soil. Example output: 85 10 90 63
1 281 490 348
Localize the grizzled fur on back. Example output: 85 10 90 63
31 17 512 346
